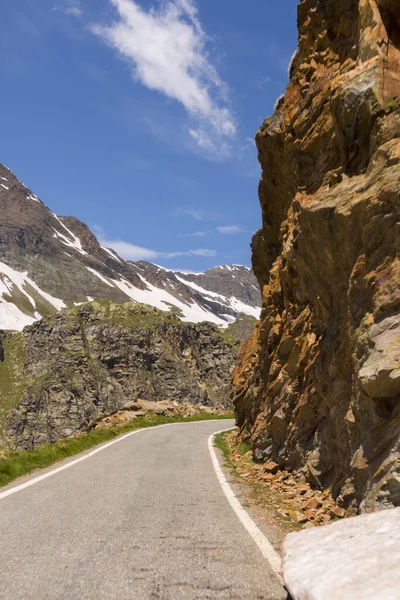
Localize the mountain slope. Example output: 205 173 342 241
0 163 260 331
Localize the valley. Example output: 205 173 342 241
0 0 399 598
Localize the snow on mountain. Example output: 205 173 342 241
0 260 66 331
0 163 261 331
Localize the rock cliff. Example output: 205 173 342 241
0 302 236 450
232 0 400 511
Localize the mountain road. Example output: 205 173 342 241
0 420 286 599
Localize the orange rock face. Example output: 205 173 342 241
232 0 400 511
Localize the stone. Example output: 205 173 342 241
293 512 308 524
264 461 280 474
328 506 346 518
304 510 315 521
305 497 323 510
319 514 332 523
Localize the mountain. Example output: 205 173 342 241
0 162 260 331
232 0 400 511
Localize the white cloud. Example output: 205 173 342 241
173 206 218 221
181 208 204 220
95 227 216 261
217 225 242 234
108 241 161 261
181 231 209 237
91 0 236 157
54 0 83 17
190 249 216 257
66 7 82 17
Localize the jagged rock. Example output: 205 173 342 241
88 399 227 431
0 302 236 450
264 461 280 474
232 0 400 511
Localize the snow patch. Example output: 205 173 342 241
175 275 227 301
0 302 36 331
112 275 229 326
101 245 122 263
85 267 115 288
52 215 87 256
176 275 260 319
284 508 400 600
1 184 9 190
0 261 66 330
228 297 260 319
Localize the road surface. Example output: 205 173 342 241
0 420 286 599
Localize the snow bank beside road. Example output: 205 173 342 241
283 508 400 600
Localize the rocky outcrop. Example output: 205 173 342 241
88 399 229 431
0 302 236 450
232 0 400 511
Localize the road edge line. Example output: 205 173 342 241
0 419 231 501
208 428 284 582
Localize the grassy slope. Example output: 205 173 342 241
214 431 250 468
0 412 234 488
0 334 29 446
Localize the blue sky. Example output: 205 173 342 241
1 0 298 270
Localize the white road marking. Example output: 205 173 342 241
0 420 230 500
208 428 284 582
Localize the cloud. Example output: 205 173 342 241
258 75 271 89
65 7 82 17
110 241 161 261
95 226 216 261
180 231 209 237
173 206 218 221
54 0 83 17
190 249 216 257
179 208 204 221
90 0 236 157
217 225 242 234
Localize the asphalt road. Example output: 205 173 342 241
0 420 286 600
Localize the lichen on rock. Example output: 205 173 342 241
232 0 400 511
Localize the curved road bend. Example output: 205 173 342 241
0 420 286 600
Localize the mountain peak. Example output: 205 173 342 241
0 163 261 331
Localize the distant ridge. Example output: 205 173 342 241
0 163 261 331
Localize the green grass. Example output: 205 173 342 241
214 430 235 467
0 335 29 445
217 315 256 346
236 441 252 455
0 412 234 488
385 97 399 113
